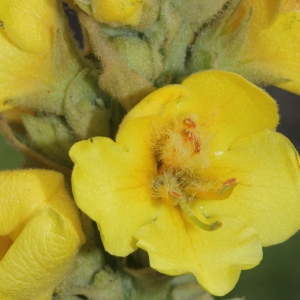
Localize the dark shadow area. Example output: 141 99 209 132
267 86 300 151
0 135 24 170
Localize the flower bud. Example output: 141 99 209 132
0 169 85 299
0 0 57 111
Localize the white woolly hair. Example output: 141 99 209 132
149 113 222 202
151 114 211 173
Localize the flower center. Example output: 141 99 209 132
152 117 237 231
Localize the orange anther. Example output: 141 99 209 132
193 136 200 153
222 178 237 186
181 129 200 154
183 118 197 128
181 128 189 136
170 190 181 198
218 178 237 197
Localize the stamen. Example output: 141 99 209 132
183 178 237 200
181 130 201 153
169 191 222 231
181 128 189 136
183 118 197 128
192 135 200 153
218 178 237 198
170 190 181 198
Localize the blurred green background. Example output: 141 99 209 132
0 135 23 170
0 87 299 300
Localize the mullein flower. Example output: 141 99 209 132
239 0 300 94
0 0 57 111
189 0 300 94
70 71 300 295
0 169 85 300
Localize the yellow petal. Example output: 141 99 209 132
135 207 262 296
267 12 300 94
248 0 283 28
0 0 57 109
0 170 73 235
0 0 57 54
242 2 300 94
0 169 85 299
91 0 144 26
0 31 52 109
124 71 278 153
120 85 188 122
182 71 278 151
227 0 282 35
283 0 300 11
0 209 79 300
70 118 160 256
200 130 300 246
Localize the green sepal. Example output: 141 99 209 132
65 69 111 140
79 13 155 110
54 258 214 300
187 0 247 73
72 0 92 16
155 22 194 86
22 115 76 167
54 245 105 297
172 0 229 27
109 36 163 82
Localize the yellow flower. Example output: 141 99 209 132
70 71 300 296
190 0 300 94
0 169 85 300
0 0 57 111
225 0 300 94
90 0 144 26
242 0 300 94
